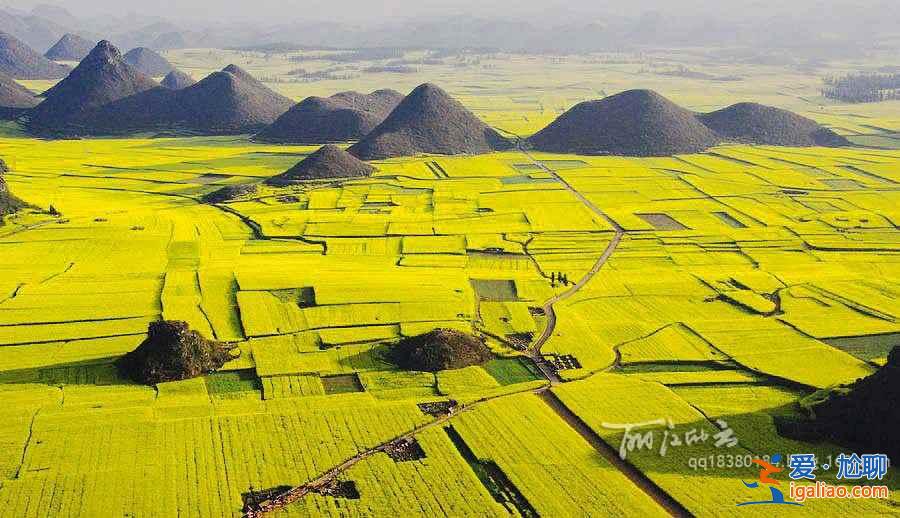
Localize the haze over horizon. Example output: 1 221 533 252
7 0 900 26
1 0 897 59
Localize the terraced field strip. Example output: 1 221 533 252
243 384 549 517
243 147 632 516
537 390 691 517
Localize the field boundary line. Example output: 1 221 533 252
538 390 691 517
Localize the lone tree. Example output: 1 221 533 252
117 320 236 384
386 328 493 372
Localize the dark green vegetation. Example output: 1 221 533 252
470 279 519 301
778 346 899 460
0 30 70 79
267 144 374 185
483 358 542 385
255 89 403 144
387 328 494 372
116 320 236 385
822 72 900 104
348 83 511 160
0 158 26 219
205 369 261 397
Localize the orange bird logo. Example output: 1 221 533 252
751 458 783 485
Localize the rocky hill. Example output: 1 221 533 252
70 64 293 136
0 70 39 119
44 33 93 61
116 320 236 385
528 89 721 156
256 89 403 143
699 102 851 147
386 328 493 372
348 83 510 160
26 40 158 134
123 47 173 76
0 30 70 79
267 145 374 185
778 346 898 460
160 69 195 90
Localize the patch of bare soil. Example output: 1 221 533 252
384 438 427 462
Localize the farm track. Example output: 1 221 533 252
515 144 625 383
244 144 688 517
243 383 549 517
519 147 687 516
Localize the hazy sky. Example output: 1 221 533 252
3 0 848 23
7 0 897 25
13 0 594 22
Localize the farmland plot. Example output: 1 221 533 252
0 131 897 516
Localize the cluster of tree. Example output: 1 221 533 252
822 73 900 103
362 65 417 74
551 272 571 287
330 48 406 63
265 68 358 83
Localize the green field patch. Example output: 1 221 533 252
847 134 900 149
500 175 557 185
824 332 900 363
511 163 543 174
205 369 261 398
483 357 542 385
820 178 864 190
322 373 365 394
470 279 519 301
540 159 589 170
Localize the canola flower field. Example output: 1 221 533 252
0 125 898 516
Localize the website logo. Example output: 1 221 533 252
737 453 802 506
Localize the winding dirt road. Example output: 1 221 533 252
517 145 626 383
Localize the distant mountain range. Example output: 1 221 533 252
0 3 897 58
